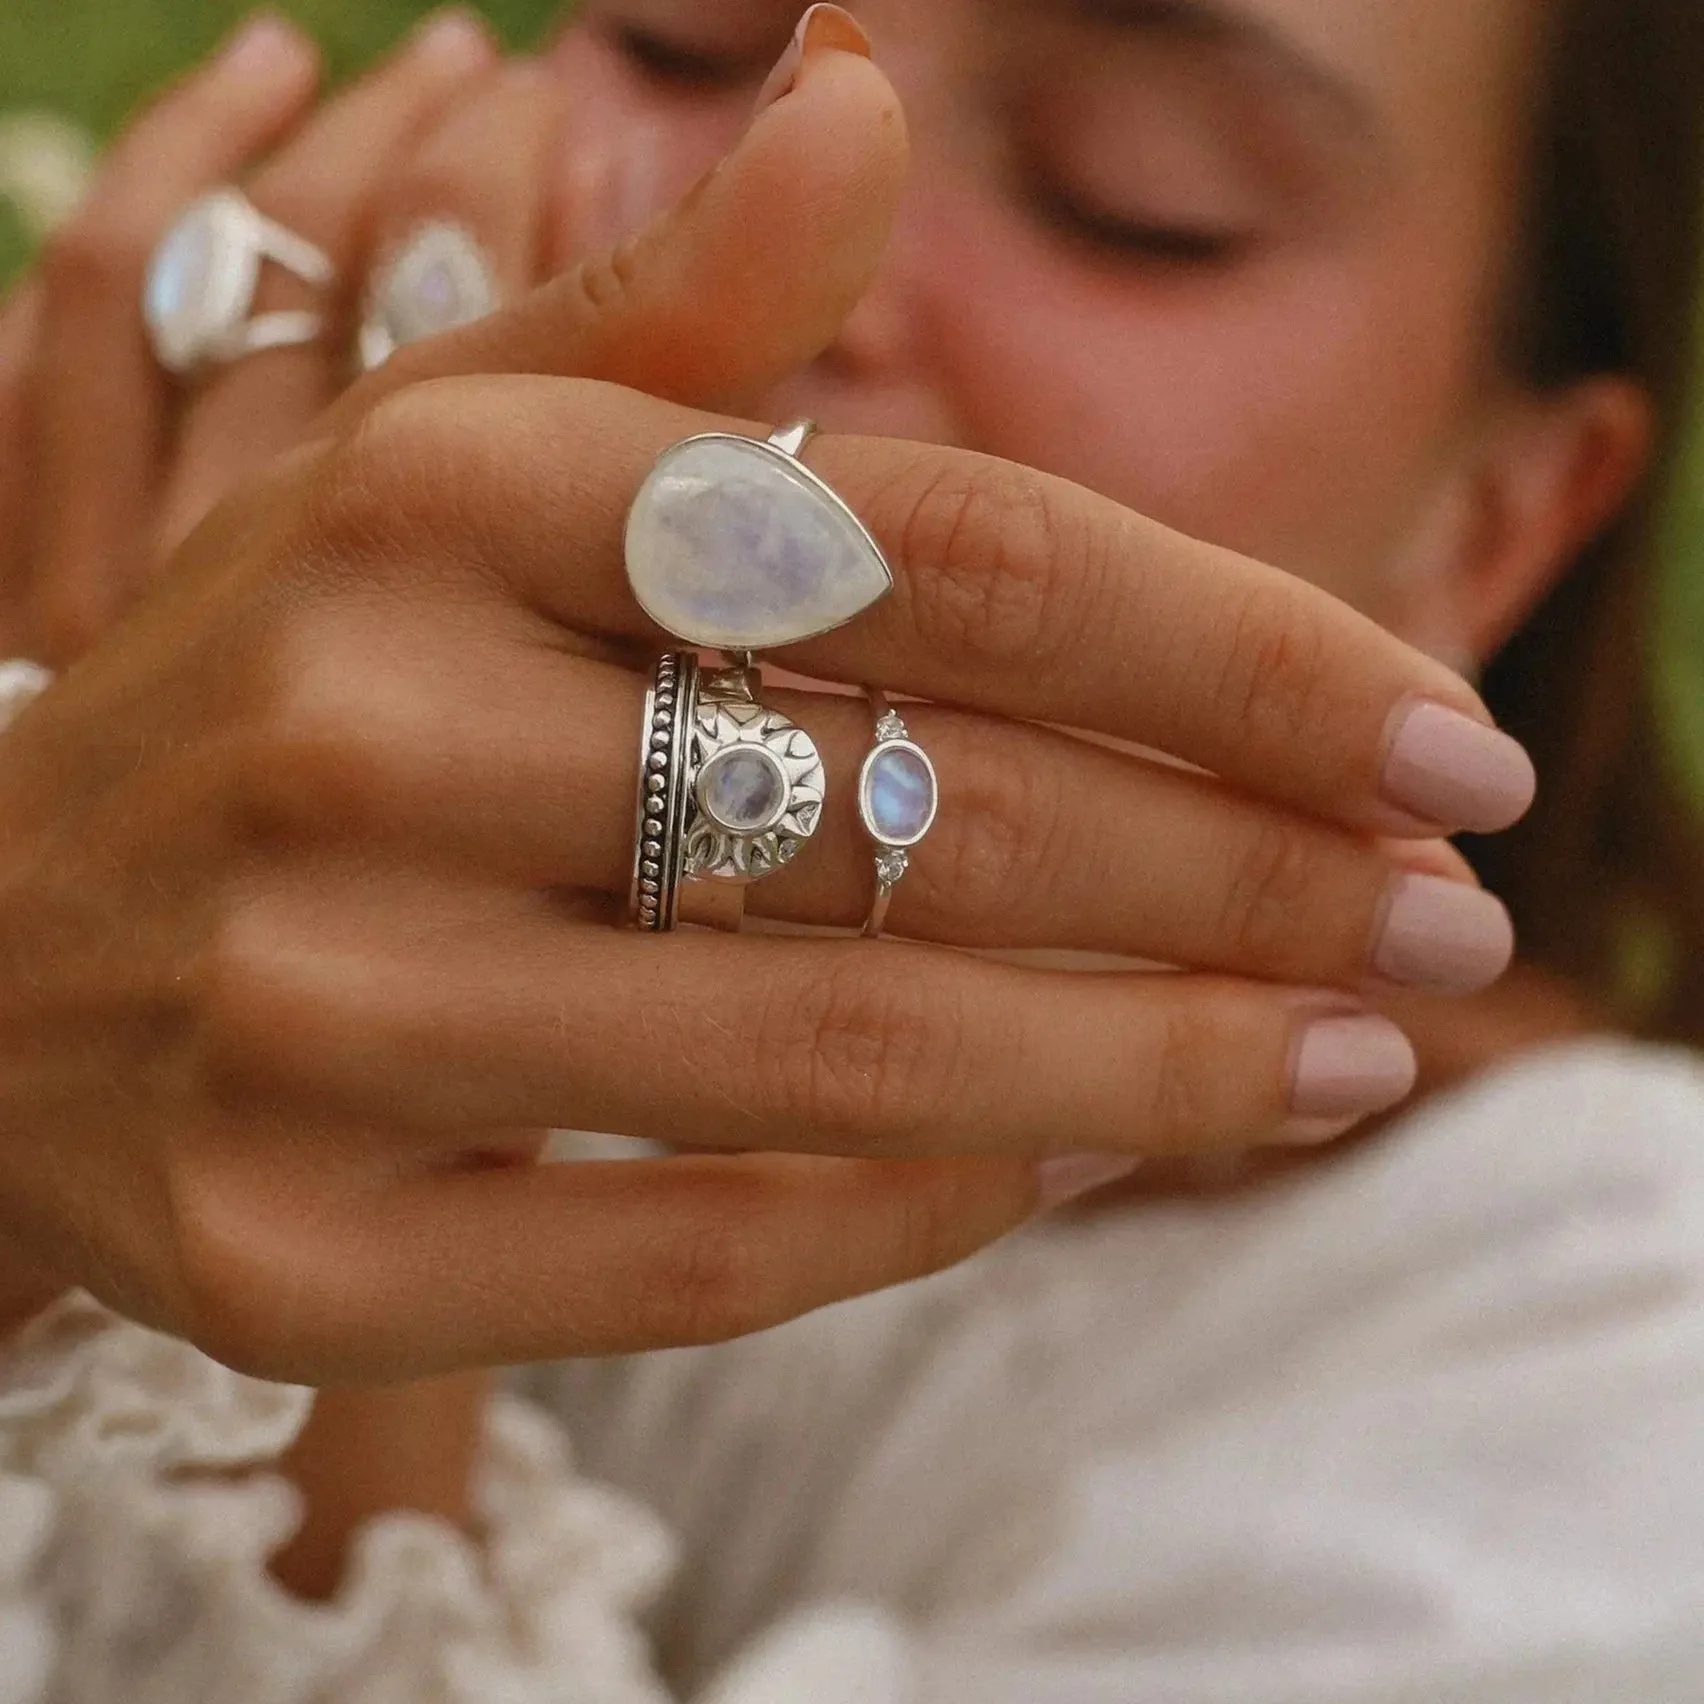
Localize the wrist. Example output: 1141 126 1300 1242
270 1369 496 1601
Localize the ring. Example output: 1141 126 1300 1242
857 691 939 940
358 221 500 372
632 652 700 933
144 189 334 375
631 658 827 933
625 420 894 654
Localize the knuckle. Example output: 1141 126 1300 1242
1215 821 1330 970
648 1194 776 1346
1141 999 1230 1145
308 386 461 561
896 457 1095 673
1212 583 1332 743
913 731 1059 930
566 229 646 322
756 961 966 1151
232 646 393 841
159 1165 315 1380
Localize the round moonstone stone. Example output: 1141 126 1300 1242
699 747 788 835
861 745 937 847
625 437 893 651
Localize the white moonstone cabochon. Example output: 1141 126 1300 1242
144 207 219 367
699 746 787 834
861 743 938 847
625 437 893 651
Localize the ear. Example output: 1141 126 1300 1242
1408 376 1654 668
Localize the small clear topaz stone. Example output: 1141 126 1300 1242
699 747 787 834
862 745 936 847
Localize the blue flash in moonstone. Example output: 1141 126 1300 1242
862 745 936 846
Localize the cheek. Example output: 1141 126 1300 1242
547 33 748 266
913 189 1481 615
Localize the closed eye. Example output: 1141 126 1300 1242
1027 174 1252 266
608 21 770 89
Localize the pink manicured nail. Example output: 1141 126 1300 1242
754 5 873 116
219 13 311 77
408 7 496 67
1289 1015 1417 1125
1382 699 1537 833
1035 1154 1143 1213
1371 873 1514 994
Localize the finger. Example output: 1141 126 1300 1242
247 617 1510 996
160 9 498 550
26 14 321 661
359 58 568 357
323 12 901 430
0 281 42 642
178 1148 1035 1382
203 880 1418 1158
315 381 1537 841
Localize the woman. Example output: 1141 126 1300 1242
0 0 1701 1697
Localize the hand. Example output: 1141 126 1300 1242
0 25 1530 1387
0 9 507 664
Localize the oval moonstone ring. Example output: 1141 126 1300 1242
858 690 939 940
144 189 334 376
624 422 894 653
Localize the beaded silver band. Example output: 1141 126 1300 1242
631 651 700 932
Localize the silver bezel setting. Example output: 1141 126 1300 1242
684 674 826 886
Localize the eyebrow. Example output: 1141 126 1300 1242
1072 0 1382 141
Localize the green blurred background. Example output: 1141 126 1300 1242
0 2 560 280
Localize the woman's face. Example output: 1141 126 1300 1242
551 0 1548 634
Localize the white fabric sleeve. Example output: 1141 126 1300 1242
546 1042 1704 1704
0 1295 685 1704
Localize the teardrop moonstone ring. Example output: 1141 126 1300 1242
624 422 894 653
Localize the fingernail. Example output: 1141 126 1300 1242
755 4 873 116
1035 1154 1143 1214
1288 1015 1417 1126
408 7 496 67
1381 699 1537 833
1371 873 1515 994
219 12 312 78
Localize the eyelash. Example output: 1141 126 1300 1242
609 22 766 89
1025 173 1248 267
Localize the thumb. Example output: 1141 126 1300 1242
332 7 904 426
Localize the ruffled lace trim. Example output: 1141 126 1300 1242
0 1297 679 1704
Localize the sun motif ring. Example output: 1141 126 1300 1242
631 657 827 933
858 690 939 940
358 221 500 372
144 189 335 375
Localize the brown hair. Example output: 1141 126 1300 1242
1474 0 1704 1043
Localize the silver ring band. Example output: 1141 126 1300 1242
858 690 939 940
631 652 700 933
